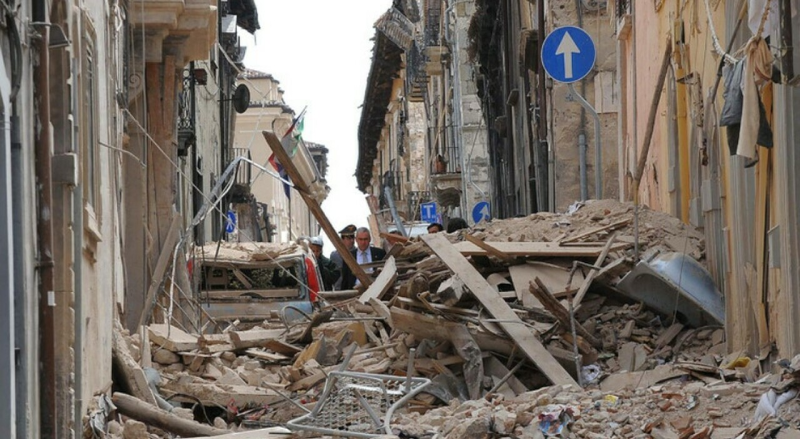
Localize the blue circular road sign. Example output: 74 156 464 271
472 201 491 224
541 26 596 84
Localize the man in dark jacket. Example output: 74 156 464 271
330 224 357 290
340 227 386 290
309 236 338 291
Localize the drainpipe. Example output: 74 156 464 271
32 7 57 438
575 0 589 199
71 62 85 438
578 134 588 200
540 0 555 212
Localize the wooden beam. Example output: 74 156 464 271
357 256 397 304
139 213 183 328
453 241 628 257
112 322 157 406
464 234 515 262
422 234 578 386
633 41 673 188
560 218 631 244
263 131 371 287
573 234 618 309
112 392 227 437
529 278 602 349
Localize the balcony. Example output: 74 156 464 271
130 0 217 64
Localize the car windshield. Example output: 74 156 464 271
200 259 302 291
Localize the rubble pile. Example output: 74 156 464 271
91 200 800 438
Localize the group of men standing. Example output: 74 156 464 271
307 218 469 291
306 224 386 291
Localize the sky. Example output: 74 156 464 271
239 0 392 254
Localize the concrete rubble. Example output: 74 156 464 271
86 200 800 438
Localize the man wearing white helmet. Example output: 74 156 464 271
309 236 338 291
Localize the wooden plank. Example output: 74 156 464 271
654 323 684 349
112 322 157 406
287 371 327 392
572 235 618 309
229 329 286 350
599 365 687 392
453 240 627 257
509 262 585 307
484 355 527 396
160 381 283 407
263 130 371 287
139 214 182 328
449 324 484 399
148 324 199 352
390 307 517 355
529 278 602 349
422 234 578 386
245 349 290 363
560 218 631 244
357 256 397 304
753 147 772 359
112 392 226 437
464 234 514 262
264 339 302 356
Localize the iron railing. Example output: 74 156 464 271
616 0 630 17
424 0 442 46
177 65 196 156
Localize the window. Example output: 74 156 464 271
82 17 101 239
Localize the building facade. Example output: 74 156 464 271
615 0 800 361
234 70 329 243
357 0 621 233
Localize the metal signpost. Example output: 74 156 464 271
541 26 602 200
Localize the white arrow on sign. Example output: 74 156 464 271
555 31 580 79
479 204 490 220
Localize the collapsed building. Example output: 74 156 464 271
91 200 800 438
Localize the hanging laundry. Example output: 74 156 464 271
735 38 774 159
720 59 771 156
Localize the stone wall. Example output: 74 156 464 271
548 0 619 211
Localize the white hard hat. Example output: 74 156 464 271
309 236 323 247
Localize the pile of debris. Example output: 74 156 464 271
89 200 800 438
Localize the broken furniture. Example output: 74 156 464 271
286 370 430 437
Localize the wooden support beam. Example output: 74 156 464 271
263 131 372 287
422 234 578 386
464 234 514 262
453 241 628 257
560 218 631 244
112 392 227 437
529 278 602 349
573 234 618 309
139 213 183 328
633 41 673 188
357 256 397 304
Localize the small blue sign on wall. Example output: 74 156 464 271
225 211 237 233
472 201 491 224
541 26 596 84
420 202 438 223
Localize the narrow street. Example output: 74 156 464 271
2 0 800 438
